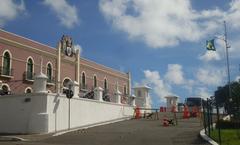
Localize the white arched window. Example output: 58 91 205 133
46 62 52 83
25 87 33 93
123 85 127 95
2 50 12 76
93 75 97 88
62 77 72 94
26 57 34 80
81 72 86 89
104 78 108 91
1 83 10 95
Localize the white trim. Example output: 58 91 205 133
24 87 33 93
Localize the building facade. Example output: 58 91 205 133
0 29 131 103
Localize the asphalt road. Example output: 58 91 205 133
0 118 210 145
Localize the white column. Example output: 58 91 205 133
94 87 103 101
72 81 79 98
115 90 122 104
127 72 131 96
33 73 48 93
57 42 61 94
75 48 80 84
130 94 136 106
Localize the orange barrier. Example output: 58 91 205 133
183 105 190 119
164 107 166 112
192 106 198 117
135 107 141 119
160 107 163 112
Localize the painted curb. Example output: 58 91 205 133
0 136 28 142
200 129 218 145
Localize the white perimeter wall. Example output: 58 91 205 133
0 93 134 134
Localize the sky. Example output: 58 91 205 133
1 0 240 107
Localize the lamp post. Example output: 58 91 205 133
215 21 232 113
224 21 232 106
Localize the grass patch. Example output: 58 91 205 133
210 129 240 145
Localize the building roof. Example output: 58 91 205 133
164 95 179 98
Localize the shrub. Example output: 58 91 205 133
216 120 240 129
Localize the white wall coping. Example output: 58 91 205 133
48 93 133 107
0 93 133 107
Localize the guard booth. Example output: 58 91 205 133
165 95 178 112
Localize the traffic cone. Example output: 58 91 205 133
135 107 140 119
183 105 189 119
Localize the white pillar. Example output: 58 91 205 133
130 94 136 106
127 72 131 96
94 87 103 101
33 73 48 93
115 90 122 104
57 41 61 94
75 48 80 84
72 81 79 98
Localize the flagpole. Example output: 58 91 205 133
224 21 232 105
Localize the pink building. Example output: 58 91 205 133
0 29 131 103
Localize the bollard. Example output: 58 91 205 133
183 105 190 119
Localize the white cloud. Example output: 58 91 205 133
99 0 222 48
99 0 240 49
142 70 174 102
196 67 225 86
235 76 240 82
194 87 211 99
199 51 221 62
0 0 26 27
165 64 185 85
227 0 240 29
43 0 79 28
136 64 227 103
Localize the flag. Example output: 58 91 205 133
206 39 216 51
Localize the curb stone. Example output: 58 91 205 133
200 129 218 145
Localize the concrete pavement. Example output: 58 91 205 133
0 117 210 145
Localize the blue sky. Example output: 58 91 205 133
1 0 240 107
